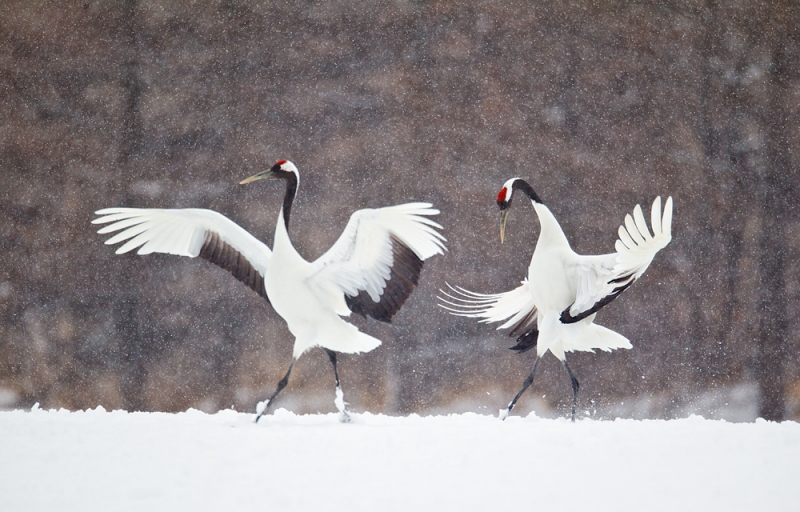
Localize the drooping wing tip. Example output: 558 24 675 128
436 282 501 317
426 226 448 249
444 281 504 299
403 204 447 256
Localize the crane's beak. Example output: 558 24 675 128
500 209 508 244
239 170 273 185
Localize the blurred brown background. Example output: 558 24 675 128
1 0 798 421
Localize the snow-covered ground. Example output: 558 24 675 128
1 407 798 512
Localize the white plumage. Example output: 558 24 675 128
95 208 272 266
440 178 672 420
93 160 446 422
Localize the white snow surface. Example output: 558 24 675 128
1 407 799 511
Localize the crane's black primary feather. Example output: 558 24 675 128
506 304 539 353
559 279 635 324
508 306 538 339
199 230 269 303
345 236 424 323
509 329 538 354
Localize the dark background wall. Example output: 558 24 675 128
1 0 798 420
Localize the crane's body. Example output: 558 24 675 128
94 160 445 422
441 178 672 420
266 209 382 358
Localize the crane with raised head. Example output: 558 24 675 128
94 160 446 422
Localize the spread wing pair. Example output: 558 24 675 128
93 202 445 321
441 195 672 337
93 160 445 422
440 177 672 420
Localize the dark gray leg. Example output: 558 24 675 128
324 349 351 423
562 358 580 422
501 356 540 420
254 359 295 423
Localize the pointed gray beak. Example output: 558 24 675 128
239 170 273 185
500 210 508 244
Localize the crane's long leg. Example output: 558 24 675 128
500 356 540 420
562 358 580 422
254 359 296 423
324 348 351 423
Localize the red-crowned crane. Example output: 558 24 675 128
440 178 671 421
93 160 446 422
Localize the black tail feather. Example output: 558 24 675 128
509 329 538 354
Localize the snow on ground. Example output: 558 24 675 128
1 407 799 512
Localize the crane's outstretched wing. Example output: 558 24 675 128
309 202 446 323
92 208 272 301
437 281 539 353
560 196 673 323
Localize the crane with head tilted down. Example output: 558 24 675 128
440 178 671 421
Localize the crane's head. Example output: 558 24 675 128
240 160 299 185
496 178 543 243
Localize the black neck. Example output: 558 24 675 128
512 179 543 205
281 173 298 230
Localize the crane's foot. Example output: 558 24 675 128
254 400 270 423
254 359 295 423
334 386 352 423
500 356 539 421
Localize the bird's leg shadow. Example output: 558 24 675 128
501 356 540 420
254 359 296 423
325 349 351 423
562 358 580 422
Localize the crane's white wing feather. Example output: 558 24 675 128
92 208 272 299
308 203 446 322
562 196 672 322
438 281 538 337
